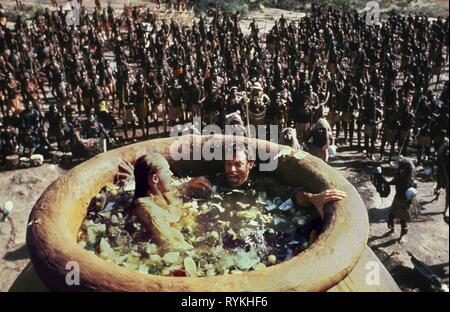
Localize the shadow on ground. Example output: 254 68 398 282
3 244 29 262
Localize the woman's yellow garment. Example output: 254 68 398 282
134 190 194 251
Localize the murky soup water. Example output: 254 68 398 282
78 176 320 277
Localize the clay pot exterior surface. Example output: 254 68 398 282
27 135 368 292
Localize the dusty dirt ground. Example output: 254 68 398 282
330 147 449 292
0 164 65 292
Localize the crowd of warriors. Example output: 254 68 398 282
0 2 448 169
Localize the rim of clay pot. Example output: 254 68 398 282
26 135 368 292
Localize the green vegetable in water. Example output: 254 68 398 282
78 178 319 277
183 257 197 276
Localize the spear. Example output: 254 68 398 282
407 251 449 292
246 96 251 139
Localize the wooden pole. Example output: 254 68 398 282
246 96 251 139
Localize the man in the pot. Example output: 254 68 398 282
194 144 347 219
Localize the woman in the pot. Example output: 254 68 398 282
132 153 210 251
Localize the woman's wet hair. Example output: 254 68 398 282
133 153 168 199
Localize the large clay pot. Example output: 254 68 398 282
26 135 369 292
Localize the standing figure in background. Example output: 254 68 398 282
387 158 418 243
435 138 449 223
362 87 382 159
308 118 334 163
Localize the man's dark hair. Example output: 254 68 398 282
224 141 256 162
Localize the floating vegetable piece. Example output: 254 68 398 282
104 183 120 197
191 201 199 210
184 257 197 277
185 250 196 258
97 210 112 219
279 199 294 211
78 241 87 248
236 210 259 220
265 203 278 211
126 253 142 265
210 231 220 240
258 191 267 199
163 252 181 265
138 264 149 273
227 228 238 240
123 262 139 270
146 255 162 265
85 221 106 245
104 202 115 211
172 269 188 277
248 220 259 227
123 181 135 192
241 227 255 237
161 269 171 276
145 243 159 255
268 255 277 265
234 249 260 270
99 238 114 258
211 203 225 213
273 216 287 225
132 222 142 230
273 197 283 206
111 215 119 224
237 202 251 210
296 216 308 226
218 220 231 227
